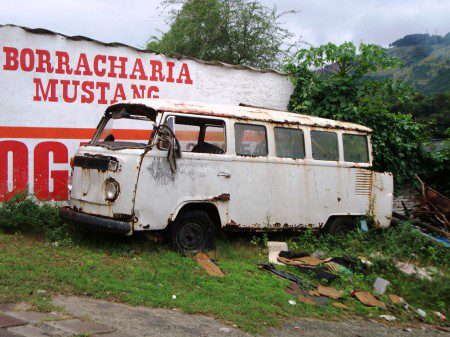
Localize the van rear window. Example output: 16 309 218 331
274 127 305 159
311 130 339 161
235 123 267 157
343 134 369 163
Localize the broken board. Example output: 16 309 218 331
194 252 225 277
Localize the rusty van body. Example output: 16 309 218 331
61 99 393 251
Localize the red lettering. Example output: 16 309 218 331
110 83 127 104
177 63 193 84
33 78 58 102
3 47 19 71
20 48 34 72
130 59 147 80
96 82 110 104
81 81 95 103
166 61 175 83
55 51 73 75
36 49 54 73
149 60 165 82
61 80 80 103
93 55 106 77
148 86 159 98
74 53 93 76
131 84 146 98
34 142 68 200
0 141 28 201
107 56 127 79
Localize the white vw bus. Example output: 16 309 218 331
61 99 393 251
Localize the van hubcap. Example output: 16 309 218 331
178 222 204 250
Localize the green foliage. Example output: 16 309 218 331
391 92 450 138
390 33 449 47
147 0 295 69
0 193 71 244
285 42 427 186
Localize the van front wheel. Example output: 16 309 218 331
170 211 215 252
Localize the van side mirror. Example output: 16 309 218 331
166 116 175 133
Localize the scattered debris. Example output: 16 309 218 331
360 219 369 232
298 294 316 306
416 309 426 318
311 250 327 259
332 302 350 310
379 315 396 321
317 285 343 299
194 252 225 277
258 264 306 286
308 290 320 297
388 294 404 305
268 242 288 265
351 290 387 310
395 261 432 281
288 300 297 305
433 311 446 321
373 277 390 295
392 175 450 244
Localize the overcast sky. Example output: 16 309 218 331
1 0 449 49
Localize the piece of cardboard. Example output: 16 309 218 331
352 291 387 310
389 294 403 304
298 294 316 306
194 252 225 277
317 285 343 299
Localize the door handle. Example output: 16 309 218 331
217 172 231 178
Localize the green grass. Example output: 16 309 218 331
0 198 449 333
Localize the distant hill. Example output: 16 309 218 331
367 33 450 94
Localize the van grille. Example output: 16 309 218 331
355 170 372 195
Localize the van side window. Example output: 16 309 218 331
311 130 339 161
234 123 267 157
274 127 305 159
170 116 226 154
343 134 369 163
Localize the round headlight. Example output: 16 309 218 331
67 175 73 192
105 179 119 201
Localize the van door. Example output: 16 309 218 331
133 114 231 231
226 122 271 229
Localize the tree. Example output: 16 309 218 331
147 0 295 69
285 42 439 188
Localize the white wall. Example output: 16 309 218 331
0 25 294 200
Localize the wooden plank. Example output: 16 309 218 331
194 253 225 277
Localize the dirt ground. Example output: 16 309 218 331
52 296 447 337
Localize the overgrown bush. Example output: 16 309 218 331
0 193 71 244
285 42 448 192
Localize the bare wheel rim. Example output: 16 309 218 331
177 222 205 250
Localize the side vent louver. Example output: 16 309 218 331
355 169 372 195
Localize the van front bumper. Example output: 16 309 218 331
60 206 132 235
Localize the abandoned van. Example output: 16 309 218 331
61 99 393 251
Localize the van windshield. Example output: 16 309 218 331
92 114 154 150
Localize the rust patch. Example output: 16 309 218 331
209 193 230 202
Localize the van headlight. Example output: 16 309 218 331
67 176 73 192
105 179 120 201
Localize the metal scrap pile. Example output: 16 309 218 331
393 175 450 246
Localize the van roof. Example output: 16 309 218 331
109 99 372 133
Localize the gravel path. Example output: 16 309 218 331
52 296 446 337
